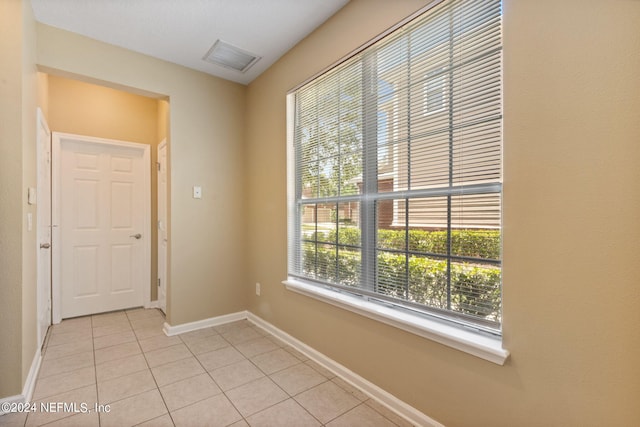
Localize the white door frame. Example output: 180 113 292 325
36 108 52 346
52 132 151 323
157 139 168 314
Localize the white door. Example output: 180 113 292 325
53 133 150 320
36 109 52 348
157 140 168 313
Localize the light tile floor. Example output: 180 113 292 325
0 308 413 427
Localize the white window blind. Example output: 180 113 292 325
288 0 502 334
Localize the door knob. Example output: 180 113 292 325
40 243 51 249
130 233 142 239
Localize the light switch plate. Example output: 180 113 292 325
28 187 37 205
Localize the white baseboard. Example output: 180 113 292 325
165 310 442 426
146 300 159 309
23 348 42 403
0 348 42 415
163 311 246 336
247 312 443 427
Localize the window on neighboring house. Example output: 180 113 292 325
287 0 503 335
423 72 447 115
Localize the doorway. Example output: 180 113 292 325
52 132 151 322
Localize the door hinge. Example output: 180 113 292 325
158 278 161 287
156 162 161 171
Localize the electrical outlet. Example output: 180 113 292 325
193 186 202 199
255 282 261 296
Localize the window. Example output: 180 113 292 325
287 0 502 337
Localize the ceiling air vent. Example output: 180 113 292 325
203 40 261 73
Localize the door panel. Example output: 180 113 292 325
111 182 134 228
74 246 99 296
55 134 150 319
74 179 99 227
111 244 133 292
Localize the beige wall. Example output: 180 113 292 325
46 75 161 300
47 75 159 144
0 0 39 397
37 72 49 119
21 0 39 391
158 99 170 143
36 23 248 326
0 0 26 398
245 0 640 426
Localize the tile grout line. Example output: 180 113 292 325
92 310 161 425
219 326 325 426
92 313 102 427
221 339 272 425
243 347 326 426
170 322 288 425
239 329 403 426
93 312 155 422
24 322 91 426
178 323 250 425
128 309 176 427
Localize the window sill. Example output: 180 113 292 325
283 278 509 365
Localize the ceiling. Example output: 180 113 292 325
30 0 349 85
